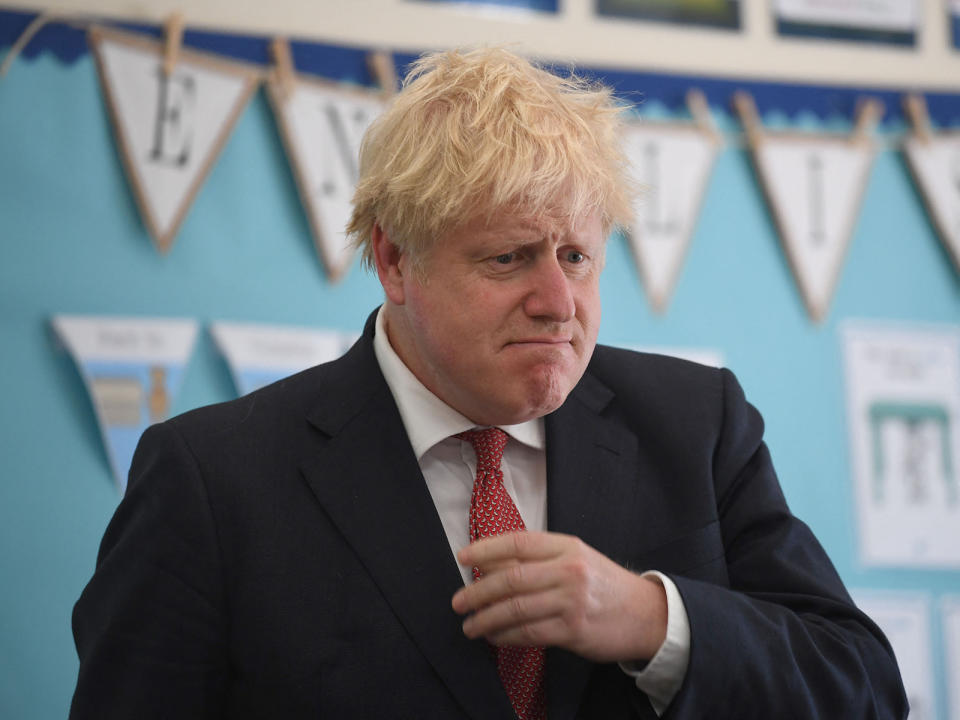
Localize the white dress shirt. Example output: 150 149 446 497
372 307 689 714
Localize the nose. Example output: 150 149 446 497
523 256 576 322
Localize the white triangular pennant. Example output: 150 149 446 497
210 321 357 396
89 26 260 252
754 137 874 321
622 123 719 312
903 134 960 273
52 314 198 492
267 73 385 280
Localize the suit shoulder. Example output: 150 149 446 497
583 344 735 431
585 344 759 444
589 343 723 394
165 360 334 438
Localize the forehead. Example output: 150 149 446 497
450 207 604 246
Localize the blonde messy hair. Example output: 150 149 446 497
347 46 634 270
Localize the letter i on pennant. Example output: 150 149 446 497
735 92 882 323
621 89 722 313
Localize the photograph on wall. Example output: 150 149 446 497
943 596 960 720
596 0 740 30
953 0 960 49
774 0 918 45
211 322 357 396
410 0 558 12
850 592 937 720
842 323 960 568
52 315 198 492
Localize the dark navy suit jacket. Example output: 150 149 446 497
70 311 907 719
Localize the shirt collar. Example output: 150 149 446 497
372 306 545 460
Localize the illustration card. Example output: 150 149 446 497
843 323 960 568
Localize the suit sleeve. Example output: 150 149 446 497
664 369 907 720
70 421 228 719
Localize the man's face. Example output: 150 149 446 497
381 210 604 426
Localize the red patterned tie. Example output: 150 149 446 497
456 428 546 720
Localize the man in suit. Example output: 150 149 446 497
71 48 907 719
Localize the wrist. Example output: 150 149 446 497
635 573 668 659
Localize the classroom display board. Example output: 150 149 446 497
1 8 958 720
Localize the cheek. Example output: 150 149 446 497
577 286 602 333
408 295 480 367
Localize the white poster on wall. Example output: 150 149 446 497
211 322 357 396
754 137 874 322
842 323 960 568
52 315 198 492
621 123 720 312
903 133 960 273
943 596 960 720
267 75 385 281
851 592 936 720
89 27 261 253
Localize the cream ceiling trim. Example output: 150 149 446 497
7 0 959 91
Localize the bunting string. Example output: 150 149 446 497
1 10 958 311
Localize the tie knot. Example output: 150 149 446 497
456 427 508 473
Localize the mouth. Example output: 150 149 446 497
506 337 573 347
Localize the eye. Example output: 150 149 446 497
494 252 516 265
565 250 584 264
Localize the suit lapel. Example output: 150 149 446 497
300 324 515 720
544 370 650 720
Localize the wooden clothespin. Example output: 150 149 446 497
367 50 398 98
270 37 297 103
162 12 185 77
686 89 721 144
903 93 932 144
851 98 883 146
732 91 763 149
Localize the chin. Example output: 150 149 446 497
514 367 575 421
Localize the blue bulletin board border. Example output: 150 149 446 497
2 6 959 129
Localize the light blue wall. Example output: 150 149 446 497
1 50 958 719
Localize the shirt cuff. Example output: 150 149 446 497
618 571 690 716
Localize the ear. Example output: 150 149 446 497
371 223 407 305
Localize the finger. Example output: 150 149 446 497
461 587 569 640
486 616 571 649
458 557 521 579
456 531 569 568
452 560 556 614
